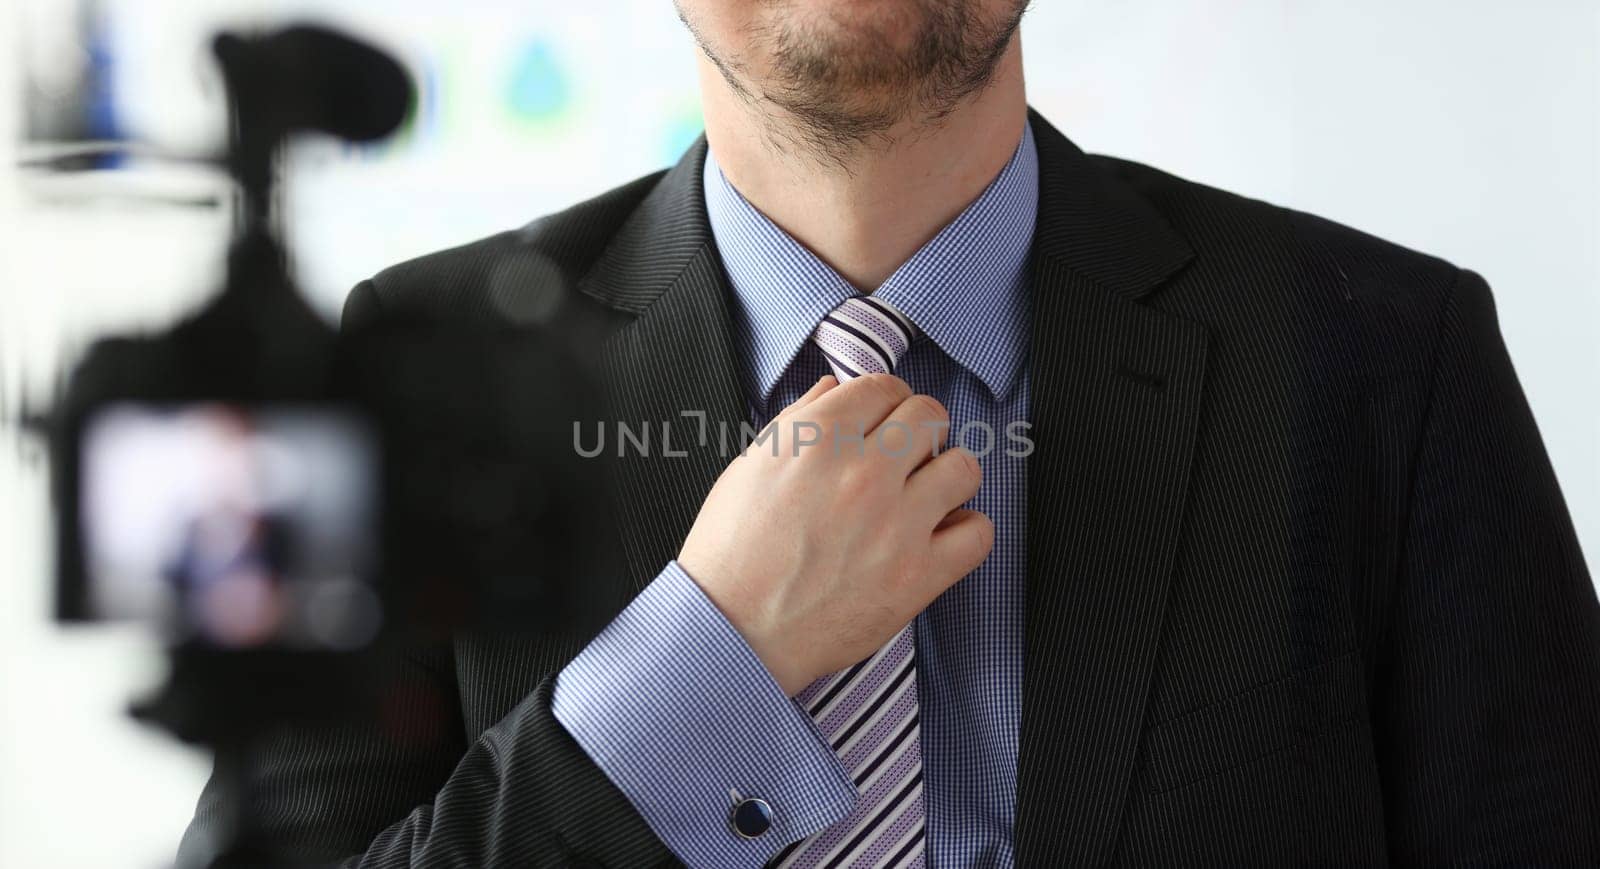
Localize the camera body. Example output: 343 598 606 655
48 24 617 742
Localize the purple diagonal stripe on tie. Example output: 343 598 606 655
818 642 914 745
814 628 913 735
779 626 922 868
823 314 897 364
851 713 919 788
815 327 892 376
799 640 895 718
854 295 917 343
834 788 926 868
773 749 924 868
812 295 919 381
838 686 919 777
878 826 926 869
830 301 910 358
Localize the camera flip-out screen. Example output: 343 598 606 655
79 403 381 651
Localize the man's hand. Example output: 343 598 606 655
678 373 994 696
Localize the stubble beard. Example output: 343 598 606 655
682 0 1028 168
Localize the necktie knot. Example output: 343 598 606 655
812 296 919 381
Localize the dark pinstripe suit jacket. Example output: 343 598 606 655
179 111 1600 866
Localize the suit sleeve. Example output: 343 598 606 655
1375 268 1600 863
552 562 858 867
175 643 675 867
175 280 676 868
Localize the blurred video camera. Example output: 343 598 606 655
44 24 616 749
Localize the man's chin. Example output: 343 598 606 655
702 0 1020 148
773 0 933 68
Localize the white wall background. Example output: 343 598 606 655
1 1 1595 866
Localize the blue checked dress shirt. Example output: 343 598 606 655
552 124 1037 868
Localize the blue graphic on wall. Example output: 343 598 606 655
661 104 705 163
507 38 570 124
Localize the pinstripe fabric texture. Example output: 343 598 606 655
175 110 1600 868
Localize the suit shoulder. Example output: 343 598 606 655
347 169 667 325
1089 153 1462 305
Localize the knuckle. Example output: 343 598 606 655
838 462 881 499
956 448 982 484
966 515 996 564
864 373 912 404
906 393 948 424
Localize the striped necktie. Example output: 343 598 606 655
810 295 919 382
771 295 926 868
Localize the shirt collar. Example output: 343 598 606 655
703 123 1038 404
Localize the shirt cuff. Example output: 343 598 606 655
552 560 857 867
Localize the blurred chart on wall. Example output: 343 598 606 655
24 0 705 310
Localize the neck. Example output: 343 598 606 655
699 40 1028 291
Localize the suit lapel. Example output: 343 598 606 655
579 140 749 591
1016 113 1211 865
